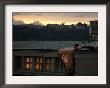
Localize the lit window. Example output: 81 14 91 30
40 57 43 63
26 58 30 62
36 64 40 70
35 57 43 72
24 57 32 70
26 63 32 69
46 64 49 70
26 64 29 68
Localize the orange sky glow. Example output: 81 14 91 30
13 12 98 25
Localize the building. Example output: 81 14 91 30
91 30 98 41
13 41 98 76
89 20 98 41
76 22 88 30
47 24 60 29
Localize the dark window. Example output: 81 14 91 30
55 58 64 72
14 56 22 70
45 58 53 72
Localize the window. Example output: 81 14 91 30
55 57 64 72
35 57 43 72
15 56 64 74
14 56 22 70
45 58 53 72
24 57 32 70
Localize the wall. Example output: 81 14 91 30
13 49 98 76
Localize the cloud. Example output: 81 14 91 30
13 12 98 18
13 20 24 25
13 12 43 16
12 12 98 25
61 12 98 18
32 21 43 25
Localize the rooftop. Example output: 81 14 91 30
13 41 98 50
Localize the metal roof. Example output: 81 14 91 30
13 41 98 50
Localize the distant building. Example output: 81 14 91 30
76 22 88 30
47 24 60 29
91 30 98 41
89 20 98 30
89 20 98 41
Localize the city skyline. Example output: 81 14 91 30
13 12 98 25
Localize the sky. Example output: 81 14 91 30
13 12 98 25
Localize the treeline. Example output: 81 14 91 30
13 25 90 41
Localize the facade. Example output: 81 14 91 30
13 50 65 76
13 41 98 76
91 30 98 41
89 20 98 41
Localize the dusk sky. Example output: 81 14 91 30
13 12 98 25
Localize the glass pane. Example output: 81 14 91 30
46 64 50 71
36 64 39 70
26 57 30 62
46 58 52 63
25 57 32 63
56 66 61 72
26 64 30 69
36 58 39 63
46 59 49 63
14 56 22 70
39 64 42 69
56 58 61 64
25 63 32 69
40 58 42 63
30 57 32 62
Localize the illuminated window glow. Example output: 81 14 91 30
35 57 43 72
24 57 32 70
